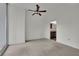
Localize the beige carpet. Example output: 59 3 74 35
4 39 79 56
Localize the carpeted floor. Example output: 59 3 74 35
3 39 79 56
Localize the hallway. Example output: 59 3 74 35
4 39 79 56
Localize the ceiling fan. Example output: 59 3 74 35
28 4 47 16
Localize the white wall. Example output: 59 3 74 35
8 5 25 45
56 4 79 49
25 10 47 40
0 3 7 51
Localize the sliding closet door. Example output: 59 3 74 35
0 3 8 55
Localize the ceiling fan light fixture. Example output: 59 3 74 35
28 4 47 16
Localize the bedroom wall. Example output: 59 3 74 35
25 9 47 40
0 3 8 55
56 4 79 49
8 5 25 45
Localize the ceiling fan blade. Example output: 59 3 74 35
28 9 35 12
32 13 41 16
32 13 36 15
38 13 41 16
39 10 46 12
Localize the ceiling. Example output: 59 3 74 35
8 3 79 10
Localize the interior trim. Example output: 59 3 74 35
0 45 9 56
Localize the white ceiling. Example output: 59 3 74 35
8 3 79 10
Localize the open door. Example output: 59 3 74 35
50 21 56 41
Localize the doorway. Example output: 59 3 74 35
50 21 56 41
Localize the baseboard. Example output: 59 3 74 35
9 41 26 46
0 44 9 56
25 38 49 42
